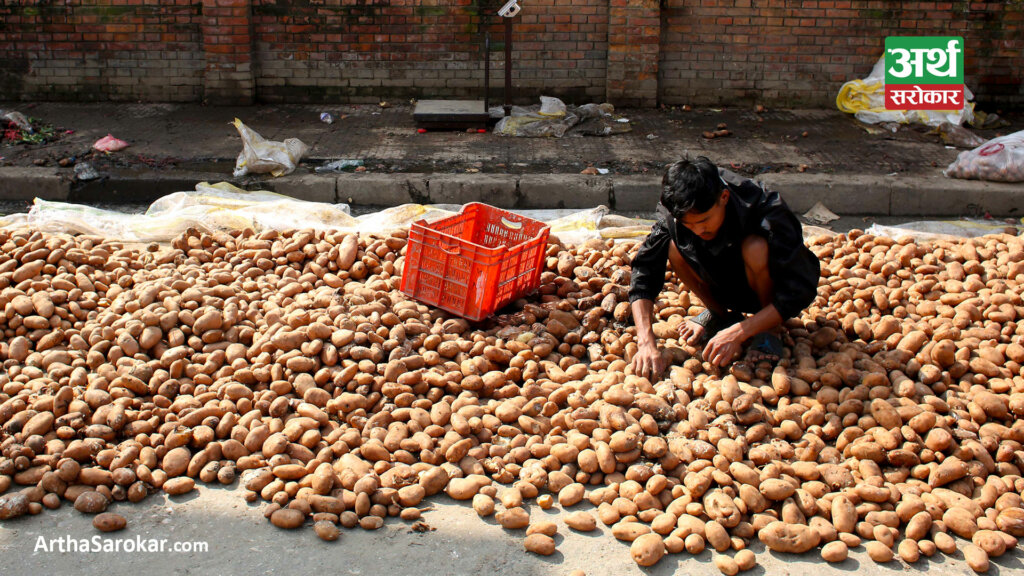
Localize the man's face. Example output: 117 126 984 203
679 190 730 241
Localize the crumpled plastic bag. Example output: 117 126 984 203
539 96 567 117
836 56 974 127
944 129 1024 183
93 134 129 152
232 118 309 177
929 122 985 149
1 110 31 132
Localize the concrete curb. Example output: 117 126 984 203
0 167 1019 217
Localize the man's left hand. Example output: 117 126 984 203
703 323 746 367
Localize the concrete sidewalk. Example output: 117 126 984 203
0 102 1020 216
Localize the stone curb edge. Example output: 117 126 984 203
0 167 1019 217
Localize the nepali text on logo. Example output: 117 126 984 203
884 37 964 111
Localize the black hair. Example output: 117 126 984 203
660 156 725 218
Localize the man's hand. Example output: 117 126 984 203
677 318 706 346
703 323 746 367
630 342 668 381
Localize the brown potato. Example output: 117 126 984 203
630 533 665 567
92 512 127 532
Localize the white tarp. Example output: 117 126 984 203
0 182 654 245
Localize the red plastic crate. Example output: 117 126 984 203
400 203 550 322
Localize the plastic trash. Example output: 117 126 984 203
944 129 1024 183
232 118 309 178
73 163 99 181
93 134 129 152
315 159 364 173
1 110 31 132
320 112 334 124
930 122 985 149
539 96 567 117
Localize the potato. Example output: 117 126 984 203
472 494 495 517
163 478 195 496
270 508 305 529
963 544 989 573
865 541 893 563
524 534 556 556
74 491 108 514
630 533 665 567
496 507 530 530
613 521 652 542
734 548 755 571
713 554 739 575
758 522 820 553
92 512 127 532
314 520 340 541
821 540 847 563
564 511 597 532
527 521 558 537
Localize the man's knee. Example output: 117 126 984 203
741 235 769 272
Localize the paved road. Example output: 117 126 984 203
2 484 1019 576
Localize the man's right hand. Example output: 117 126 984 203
630 342 668 381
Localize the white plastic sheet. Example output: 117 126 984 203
866 218 1023 242
0 183 655 245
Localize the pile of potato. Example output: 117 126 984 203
1 224 1023 573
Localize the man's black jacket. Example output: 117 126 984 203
627 169 821 320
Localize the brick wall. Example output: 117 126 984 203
0 0 1020 107
251 0 607 104
0 1 202 102
660 0 1024 107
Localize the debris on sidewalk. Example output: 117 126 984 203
969 109 1011 130
1 110 31 132
802 202 840 225
702 129 731 139
320 112 334 124
315 159 364 173
2 109 62 145
232 118 309 177
944 129 1024 183
494 97 631 138
929 122 985 148
93 134 129 152
836 56 974 127
73 162 99 181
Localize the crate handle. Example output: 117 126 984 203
500 217 523 230
439 244 461 256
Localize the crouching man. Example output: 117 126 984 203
628 156 821 378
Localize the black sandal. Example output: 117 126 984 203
688 309 743 345
747 332 784 364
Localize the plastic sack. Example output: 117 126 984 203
495 114 576 138
538 96 567 117
944 130 1024 183
232 118 309 177
836 56 974 127
93 134 129 152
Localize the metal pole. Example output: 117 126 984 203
484 33 490 113
504 16 513 117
